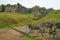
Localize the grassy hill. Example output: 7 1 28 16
36 10 60 24
0 12 37 29
0 10 60 29
0 12 41 40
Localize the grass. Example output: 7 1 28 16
0 10 60 29
0 10 60 40
36 10 60 24
0 12 41 40
0 23 12 29
24 34 40 40
0 12 37 28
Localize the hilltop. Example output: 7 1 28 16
0 3 54 17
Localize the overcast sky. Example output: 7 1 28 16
0 0 60 9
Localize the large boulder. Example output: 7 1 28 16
55 22 60 29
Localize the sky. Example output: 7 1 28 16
0 0 60 9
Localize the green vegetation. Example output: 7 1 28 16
0 10 60 29
0 12 37 28
36 10 60 24
24 34 39 40
0 23 11 29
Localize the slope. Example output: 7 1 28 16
36 10 60 24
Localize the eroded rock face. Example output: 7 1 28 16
55 23 60 29
27 22 57 39
0 29 25 40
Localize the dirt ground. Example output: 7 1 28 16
0 29 25 40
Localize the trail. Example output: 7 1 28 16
0 28 25 40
